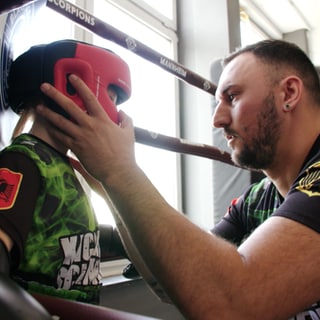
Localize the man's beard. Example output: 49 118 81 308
232 92 281 170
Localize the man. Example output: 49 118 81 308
37 40 320 319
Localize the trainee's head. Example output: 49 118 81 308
7 39 131 123
223 39 320 105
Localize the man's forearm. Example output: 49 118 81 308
101 166 247 319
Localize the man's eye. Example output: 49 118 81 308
228 94 235 101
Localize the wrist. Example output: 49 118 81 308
102 163 142 191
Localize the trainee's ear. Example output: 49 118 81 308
280 76 302 111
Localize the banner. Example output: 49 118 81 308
46 0 217 96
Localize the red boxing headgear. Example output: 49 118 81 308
8 39 131 123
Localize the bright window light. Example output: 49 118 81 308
240 9 268 46
141 0 174 19
91 1 179 226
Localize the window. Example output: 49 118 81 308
12 2 74 59
89 0 180 226
240 9 268 46
0 2 74 147
139 0 174 19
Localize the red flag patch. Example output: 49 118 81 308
0 168 23 210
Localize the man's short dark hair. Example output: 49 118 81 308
223 40 320 105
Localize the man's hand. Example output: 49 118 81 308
38 75 136 183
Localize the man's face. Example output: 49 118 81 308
213 53 282 170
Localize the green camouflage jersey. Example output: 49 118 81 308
0 134 101 304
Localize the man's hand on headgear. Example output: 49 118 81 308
8 40 131 123
38 75 136 183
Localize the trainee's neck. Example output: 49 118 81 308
29 118 68 155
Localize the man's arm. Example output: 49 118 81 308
37 76 320 319
103 166 320 319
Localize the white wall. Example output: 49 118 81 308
177 0 250 227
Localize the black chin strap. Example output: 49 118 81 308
0 239 10 275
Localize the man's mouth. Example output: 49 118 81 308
224 130 237 140
225 134 235 141
223 130 238 148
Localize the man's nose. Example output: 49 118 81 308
212 102 231 128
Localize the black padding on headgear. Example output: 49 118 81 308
0 239 10 275
7 40 77 116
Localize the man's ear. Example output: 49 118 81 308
280 76 302 112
